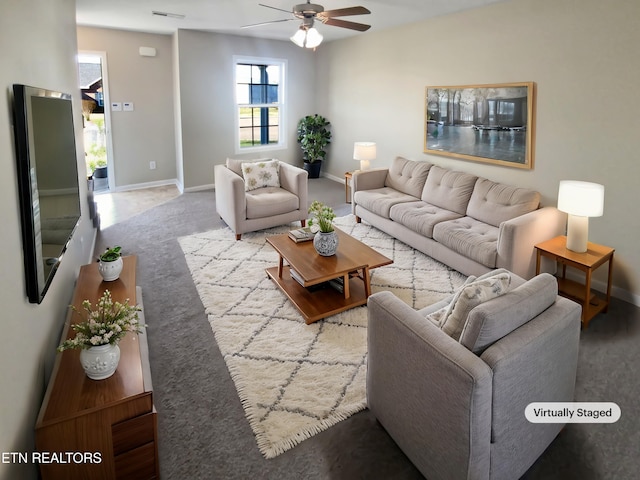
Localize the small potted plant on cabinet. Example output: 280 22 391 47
297 114 331 179
98 246 123 281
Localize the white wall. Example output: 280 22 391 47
316 0 640 302
77 27 177 190
0 1 96 479
175 30 318 191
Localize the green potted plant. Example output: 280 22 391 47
308 200 338 256
58 289 144 380
297 114 331 179
98 246 123 282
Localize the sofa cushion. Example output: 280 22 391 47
430 271 512 341
390 201 462 238
246 187 299 219
384 157 432 198
459 273 558 353
466 178 540 227
421 166 477 215
353 187 418 219
226 157 272 177
242 159 280 191
433 217 499 267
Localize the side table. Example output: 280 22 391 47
535 236 614 328
344 171 353 203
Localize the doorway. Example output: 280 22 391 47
78 52 113 192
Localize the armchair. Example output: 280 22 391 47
367 272 581 480
214 159 308 240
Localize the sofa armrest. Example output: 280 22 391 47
367 291 492 480
497 206 567 279
352 168 388 193
214 164 246 232
279 162 308 210
352 169 389 214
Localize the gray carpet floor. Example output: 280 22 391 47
95 178 640 479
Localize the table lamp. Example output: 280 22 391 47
557 180 605 253
353 142 376 170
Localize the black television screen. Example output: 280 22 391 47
12 84 82 303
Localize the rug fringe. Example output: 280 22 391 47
224 354 367 459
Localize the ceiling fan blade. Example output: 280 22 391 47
319 6 371 18
321 18 371 32
241 18 296 29
258 3 293 14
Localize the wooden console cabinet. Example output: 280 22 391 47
35 256 159 479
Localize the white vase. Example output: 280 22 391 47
98 256 123 281
313 231 339 256
80 343 120 380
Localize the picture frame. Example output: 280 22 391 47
424 82 535 169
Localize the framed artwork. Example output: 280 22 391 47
424 82 535 169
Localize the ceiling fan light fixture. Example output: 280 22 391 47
290 25 323 48
305 27 323 48
290 27 307 47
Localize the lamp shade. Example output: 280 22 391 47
557 181 605 217
305 27 323 48
290 28 306 47
290 27 323 48
353 142 376 171
353 142 376 160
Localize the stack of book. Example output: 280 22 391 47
290 268 346 294
290 268 305 286
327 276 344 294
288 227 315 243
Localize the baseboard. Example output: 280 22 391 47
184 183 215 193
554 267 639 307
589 276 639 307
113 178 180 193
322 172 345 184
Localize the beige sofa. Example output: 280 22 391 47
215 158 308 240
352 157 566 279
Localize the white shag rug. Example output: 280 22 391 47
178 215 466 459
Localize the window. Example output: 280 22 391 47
234 57 286 152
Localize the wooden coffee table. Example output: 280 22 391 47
266 228 393 324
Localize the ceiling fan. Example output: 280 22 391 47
242 1 371 48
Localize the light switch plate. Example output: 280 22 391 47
123 102 134 111
111 102 122 111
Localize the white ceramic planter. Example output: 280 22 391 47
80 343 120 380
98 256 123 281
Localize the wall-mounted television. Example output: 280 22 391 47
12 84 82 303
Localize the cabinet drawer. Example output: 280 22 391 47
114 441 157 480
112 411 156 456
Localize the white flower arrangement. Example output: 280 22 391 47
57 290 144 352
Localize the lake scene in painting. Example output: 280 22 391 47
425 84 532 167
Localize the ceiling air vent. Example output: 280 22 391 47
152 11 185 20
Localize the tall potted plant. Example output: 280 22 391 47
297 114 331 178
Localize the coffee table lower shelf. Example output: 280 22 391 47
266 265 368 324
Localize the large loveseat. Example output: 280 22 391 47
352 157 566 279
